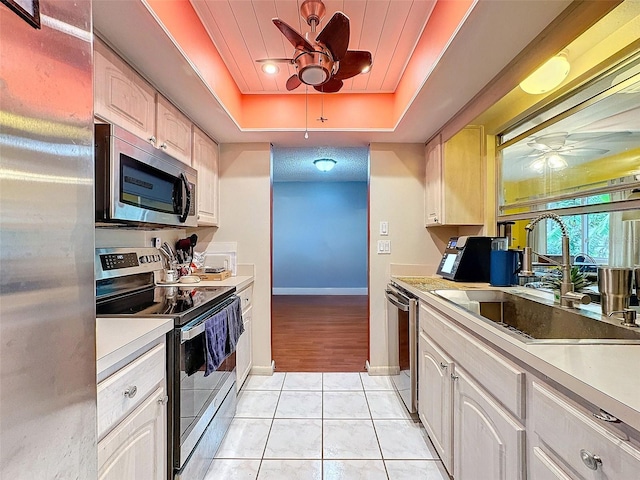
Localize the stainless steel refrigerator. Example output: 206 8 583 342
0 0 96 478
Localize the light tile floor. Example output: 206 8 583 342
204 372 450 480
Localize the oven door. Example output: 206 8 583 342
169 316 236 471
385 284 418 413
95 123 197 227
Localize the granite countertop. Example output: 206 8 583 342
393 275 640 431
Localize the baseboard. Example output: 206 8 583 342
250 360 275 375
365 361 400 376
272 288 368 295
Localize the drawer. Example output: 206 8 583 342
420 302 526 419
532 381 640 480
530 447 573 480
238 285 253 313
97 342 165 440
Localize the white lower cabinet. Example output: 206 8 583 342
98 386 166 480
453 367 526 480
418 330 453 472
416 296 640 480
236 306 252 391
530 447 573 480
97 341 167 480
531 381 640 480
236 283 254 391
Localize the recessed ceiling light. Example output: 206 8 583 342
520 52 570 95
261 63 279 75
313 158 336 172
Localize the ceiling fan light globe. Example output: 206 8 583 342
300 65 329 85
529 158 546 173
546 154 567 169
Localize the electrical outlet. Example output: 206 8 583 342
377 240 391 254
380 221 389 236
152 237 161 248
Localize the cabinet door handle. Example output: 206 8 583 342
450 373 459 381
148 136 156 145
157 395 169 406
124 386 137 399
592 409 620 423
439 362 448 370
159 142 168 150
580 449 602 471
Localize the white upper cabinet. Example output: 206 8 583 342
94 39 193 166
156 95 192 165
192 126 219 225
94 40 156 143
425 126 485 227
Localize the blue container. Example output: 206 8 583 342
490 250 521 286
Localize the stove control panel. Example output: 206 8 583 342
95 247 163 280
100 252 139 271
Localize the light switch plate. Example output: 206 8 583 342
377 240 391 254
380 221 389 236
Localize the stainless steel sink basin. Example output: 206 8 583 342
432 289 640 344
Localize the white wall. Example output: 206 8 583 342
368 143 456 373
198 143 273 372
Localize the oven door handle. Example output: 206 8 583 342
385 289 410 312
181 321 206 342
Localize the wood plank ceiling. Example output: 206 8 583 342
190 0 436 94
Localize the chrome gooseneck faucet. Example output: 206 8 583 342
520 213 590 308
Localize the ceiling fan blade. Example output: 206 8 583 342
256 58 295 64
286 74 302 91
526 141 553 151
334 51 372 80
273 18 314 52
559 147 609 156
565 131 631 144
314 78 343 93
315 12 349 61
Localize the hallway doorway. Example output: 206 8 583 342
271 146 369 372
271 295 368 371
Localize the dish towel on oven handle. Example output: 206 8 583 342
203 296 244 376
225 296 244 353
204 308 229 376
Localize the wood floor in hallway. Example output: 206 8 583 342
271 295 369 372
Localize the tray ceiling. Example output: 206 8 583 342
190 0 436 94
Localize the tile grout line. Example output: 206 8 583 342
255 372 286 478
361 374 390 479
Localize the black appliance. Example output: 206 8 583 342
95 247 238 480
95 124 198 227
436 236 493 282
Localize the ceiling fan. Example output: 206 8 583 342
256 0 373 93
524 131 628 171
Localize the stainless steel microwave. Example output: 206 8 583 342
95 124 197 227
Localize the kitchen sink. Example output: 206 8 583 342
432 289 640 344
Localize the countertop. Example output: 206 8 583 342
393 275 640 431
192 275 253 292
96 317 173 377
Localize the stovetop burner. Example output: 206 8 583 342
96 285 235 326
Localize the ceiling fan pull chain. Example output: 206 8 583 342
305 86 309 139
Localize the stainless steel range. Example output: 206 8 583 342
95 247 240 480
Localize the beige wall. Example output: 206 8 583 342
198 143 273 372
368 143 455 373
